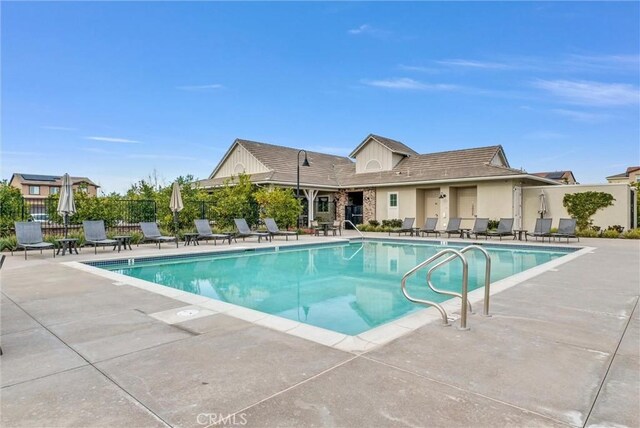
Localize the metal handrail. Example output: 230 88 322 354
401 248 469 328
343 220 364 237
342 243 364 261
427 245 492 316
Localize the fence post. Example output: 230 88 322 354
153 200 157 222
21 197 26 220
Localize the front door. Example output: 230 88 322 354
424 189 439 219
345 205 363 228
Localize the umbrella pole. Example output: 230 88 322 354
64 213 68 238
173 211 178 234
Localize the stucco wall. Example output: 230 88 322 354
476 180 515 221
522 184 632 230
375 187 418 222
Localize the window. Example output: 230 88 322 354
317 197 329 213
50 187 60 195
389 193 398 207
29 186 40 195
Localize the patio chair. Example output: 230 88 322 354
310 220 322 236
469 218 490 239
264 218 298 241
486 218 515 240
526 218 552 242
419 218 440 237
550 218 579 243
83 220 118 254
140 222 179 248
194 220 234 245
13 222 55 260
388 218 415 236
444 218 463 238
234 218 270 243
328 220 342 236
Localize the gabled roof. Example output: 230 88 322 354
606 166 640 179
532 170 576 182
349 134 418 158
11 173 99 187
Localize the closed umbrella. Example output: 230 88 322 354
170 182 184 232
537 191 547 219
57 173 76 238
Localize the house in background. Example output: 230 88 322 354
606 166 640 184
532 171 577 184
9 173 99 203
198 134 566 230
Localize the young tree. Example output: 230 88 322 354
211 173 259 229
0 181 25 236
563 191 615 231
255 187 302 229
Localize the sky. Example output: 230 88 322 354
2 2 639 194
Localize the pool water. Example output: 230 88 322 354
103 241 571 335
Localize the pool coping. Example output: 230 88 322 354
63 239 594 353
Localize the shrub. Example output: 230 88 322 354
563 192 615 231
622 228 640 239
576 229 599 238
0 236 17 252
368 220 380 227
605 225 625 234
255 187 302 229
381 219 403 228
488 219 500 230
601 229 620 239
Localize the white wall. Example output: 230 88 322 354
213 145 269 178
522 184 632 230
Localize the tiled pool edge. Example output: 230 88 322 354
63 243 594 353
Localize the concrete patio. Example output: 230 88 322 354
1 233 638 427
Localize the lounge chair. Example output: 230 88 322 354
486 218 515 240
526 218 552 242
83 220 118 254
140 222 178 248
469 218 490 239
194 219 234 245
550 218 579 243
388 218 415 236
13 222 55 260
264 218 298 241
234 218 270 243
444 218 463 238
419 218 440 237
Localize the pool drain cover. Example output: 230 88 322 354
177 309 200 317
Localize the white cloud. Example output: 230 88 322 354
176 84 224 91
566 54 640 72
127 154 199 161
362 78 458 91
533 79 639 106
436 59 512 70
42 126 77 131
551 109 610 123
397 64 440 73
85 136 142 144
347 24 390 38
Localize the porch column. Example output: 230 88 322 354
303 189 318 227
439 185 451 229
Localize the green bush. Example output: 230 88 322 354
488 219 500 230
255 187 302 229
368 220 380 227
576 229 599 238
601 229 620 239
0 236 17 252
622 228 640 239
382 219 403 228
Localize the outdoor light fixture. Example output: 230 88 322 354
297 149 310 228
439 192 447 199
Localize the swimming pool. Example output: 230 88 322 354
92 240 574 335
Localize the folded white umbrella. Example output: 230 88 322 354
57 173 76 237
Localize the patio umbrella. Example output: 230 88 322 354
57 173 76 238
169 182 184 232
537 190 547 219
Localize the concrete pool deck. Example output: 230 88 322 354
1 233 638 427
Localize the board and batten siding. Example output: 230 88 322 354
212 144 269 179
355 140 403 173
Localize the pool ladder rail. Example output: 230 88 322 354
400 245 491 330
343 220 364 238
